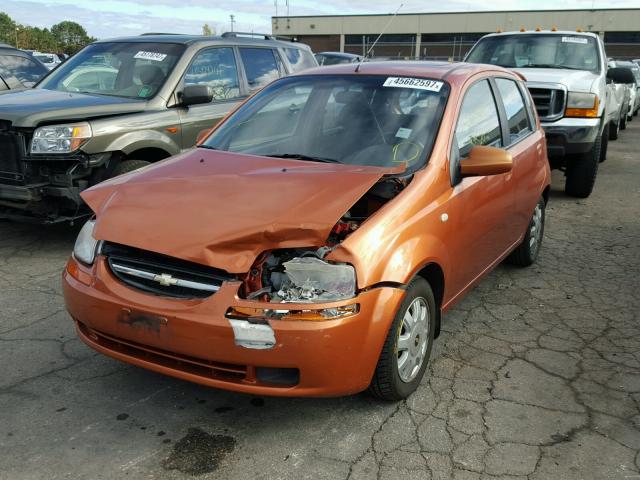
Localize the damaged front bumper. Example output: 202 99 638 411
63 256 406 397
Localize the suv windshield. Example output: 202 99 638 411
204 75 449 172
38 42 185 99
466 34 600 72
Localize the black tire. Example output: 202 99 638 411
621 111 627 130
506 196 546 267
111 159 151 177
368 277 436 401
565 134 600 198
609 120 619 140
599 124 609 163
634 109 638 117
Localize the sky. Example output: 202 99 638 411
2 0 640 38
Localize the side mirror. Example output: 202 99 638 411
460 145 512 177
180 84 213 107
607 67 636 84
196 127 214 144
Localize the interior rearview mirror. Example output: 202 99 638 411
607 67 636 85
460 145 513 177
181 85 213 107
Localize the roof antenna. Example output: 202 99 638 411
355 3 403 72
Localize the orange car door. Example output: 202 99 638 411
446 79 515 298
494 78 542 242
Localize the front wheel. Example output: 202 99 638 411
610 119 620 140
368 277 436 401
621 110 628 130
111 159 151 177
599 123 609 163
565 133 600 198
507 196 546 267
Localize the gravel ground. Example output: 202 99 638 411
1 122 639 480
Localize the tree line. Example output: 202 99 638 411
0 11 95 54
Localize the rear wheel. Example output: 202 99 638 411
507 196 546 267
111 159 151 177
565 133 600 198
368 277 436 401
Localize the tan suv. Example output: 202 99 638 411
0 32 316 223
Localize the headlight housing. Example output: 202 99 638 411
31 122 92 154
73 220 99 265
277 257 356 303
565 92 599 118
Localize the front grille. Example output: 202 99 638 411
528 87 566 121
0 130 26 183
102 242 236 299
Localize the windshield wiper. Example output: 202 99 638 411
263 153 342 164
524 64 584 70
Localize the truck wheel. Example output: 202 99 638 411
565 134 600 198
609 120 619 140
507 196 545 267
600 124 609 163
368 277 436 401
111 160 151 177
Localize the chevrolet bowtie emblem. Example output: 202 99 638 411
154 273 178 287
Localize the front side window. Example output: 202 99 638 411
38 42 185 99
284 48 316 72
239 48 280 90
0 55 48 86
204 75 450 173
184 47 241 101
455 80 502 157
466 34 600 72
495 78 531 144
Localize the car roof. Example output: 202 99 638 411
94 33 311 50
295 60 514 82
480 30 599 39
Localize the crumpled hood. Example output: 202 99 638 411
513 68 598 92
83 149 391 273
0 88 146 127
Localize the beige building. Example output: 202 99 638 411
271 8 640 60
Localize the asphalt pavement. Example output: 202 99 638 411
1 122 639 480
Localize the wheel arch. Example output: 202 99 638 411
125 147 172 163
413 262 445 338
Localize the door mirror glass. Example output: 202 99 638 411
607 67 636 84
460 145 512 177
181 84 213 106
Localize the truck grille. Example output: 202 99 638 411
102 242 236 299
527 87 566 121
0 131 25 183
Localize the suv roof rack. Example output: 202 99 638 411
221 31 275 40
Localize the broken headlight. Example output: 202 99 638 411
276 257 356 303
73 219 99 265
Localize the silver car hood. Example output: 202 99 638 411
512 68 598 92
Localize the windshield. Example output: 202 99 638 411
204 75 449 172
0 54 49 86
38 42 185 99
466 34 600 72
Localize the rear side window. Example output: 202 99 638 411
184 47 241 101
284 48 316 72
455 80 502 157
0 54 48 86
495 78 531 144
239 48 280 90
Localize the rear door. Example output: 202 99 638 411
237 47 284 94
176 47 245 148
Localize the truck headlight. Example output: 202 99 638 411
31 122 92 154
565 92 599 118
278 257 356 303
73 220 99 265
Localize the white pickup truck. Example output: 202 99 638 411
465 30 633 198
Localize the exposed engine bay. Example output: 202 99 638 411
241 175 411 303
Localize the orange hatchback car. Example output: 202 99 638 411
63 62 550 400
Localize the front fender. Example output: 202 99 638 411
102 130 181 157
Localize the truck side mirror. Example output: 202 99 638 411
607 67 636 84
180 85 213 107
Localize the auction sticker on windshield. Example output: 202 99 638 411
134 51 168 62
562 36 588 44
383 77 444 92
